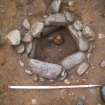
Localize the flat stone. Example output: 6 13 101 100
61 52 86 70
77 62 89 76
22 18 30 30
50 0 61 13
45 13 66 26
31 22 44 38
6 29 21 45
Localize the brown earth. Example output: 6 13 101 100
0 0 105 105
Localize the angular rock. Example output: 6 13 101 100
25 42 33 55
29 59 63 80
83 26 95 41
23 31 33 43
50 0 61 13
22 18 30 30
77 62 89 76
31 22 44 38
16 43 25 54
25 69 33 75
45 13 66 26
73 20 83 31
6 29 21 45
100 86 105 102
64 79 70 85
64 11 74 23
61 52 86 70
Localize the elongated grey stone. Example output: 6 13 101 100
29 40 37 58
68 25 89 51
50 0 61 13
29 59 63 80
45 13 66 26
61 52 86 70
42 26 60 36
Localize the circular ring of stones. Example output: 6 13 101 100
6 0 95 81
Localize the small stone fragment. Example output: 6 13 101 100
73 20 83 31
50 0 61 13
33 75 38 82
64 11 74 23
77 62 89 76
25 69 33 75
23 31 33 43
16 43 25 54
59 71 67 80
61 52 86 70
83 26 95 41
45 13 66 26
29 40 37 58
100 60 105 68
22 18 30 30
31 22 44 38
100 86 105 102
25 42 32 55
6 29 21 45
29 59 63 80
19 60 24 67
53 35 64 45
64 79 70 85
76 100 85 105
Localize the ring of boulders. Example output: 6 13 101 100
6 0 95 81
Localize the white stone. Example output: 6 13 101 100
22 18 30 30
16 43 25 54
31 22 44 38
25 69 33 75
6 29 21 45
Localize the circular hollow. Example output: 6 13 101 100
35 27 78 64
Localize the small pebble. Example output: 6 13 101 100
22 18 30 30
23 31 33 43
31 22 44 38
53 35 64 45
98 33 105 39
25 69 33 75
6 29 21 45
32 99 37 105
16 43 25 54
19 60 24 67
64 79 70 85
39 77 45 82
83 26 95 41
77 62 89 76
100 60 105 68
